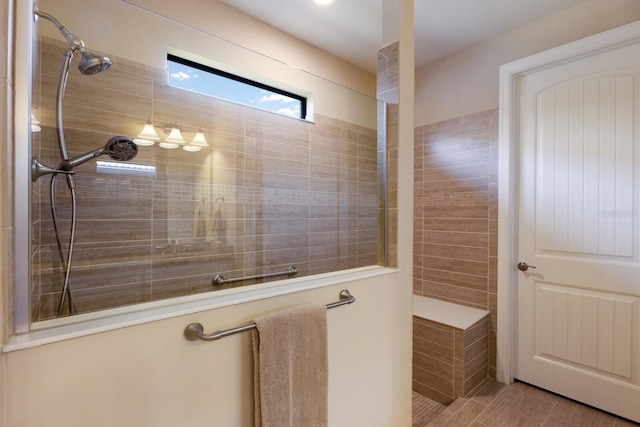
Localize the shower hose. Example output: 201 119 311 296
50 173 77 317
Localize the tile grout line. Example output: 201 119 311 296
466 391 498 426
467 380 510 425
540 399 559 426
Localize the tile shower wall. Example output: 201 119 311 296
414 109 499 378
31 38 380 321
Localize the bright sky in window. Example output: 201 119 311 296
167 59 303 119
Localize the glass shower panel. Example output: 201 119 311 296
30 0 384 322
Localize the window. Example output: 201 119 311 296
167 54 307 119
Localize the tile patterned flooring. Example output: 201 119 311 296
413 379 638 426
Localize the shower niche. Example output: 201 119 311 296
29 0 385 322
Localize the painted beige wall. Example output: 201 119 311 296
415 0 640 126
4 277 412 427
127 0 376 96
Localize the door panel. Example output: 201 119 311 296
535 283 637 380
536 74 636 258
517 40 640 422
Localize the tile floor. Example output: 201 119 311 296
412 379 638 426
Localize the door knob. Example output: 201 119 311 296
517 262 536 272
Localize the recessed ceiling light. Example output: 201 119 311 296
314 0 334 5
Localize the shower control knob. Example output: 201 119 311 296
517 262 536 272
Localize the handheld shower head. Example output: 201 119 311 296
34 7 112 75
60 136 138 171
105 136 138 161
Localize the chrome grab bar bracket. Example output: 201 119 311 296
326 289 355 308
184 322 205 341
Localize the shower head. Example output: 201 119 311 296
60 136 138 171
78 50 112 75
34 7 112 75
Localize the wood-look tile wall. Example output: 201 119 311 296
31 38 380 321
414 109 499 378
413 316 489 404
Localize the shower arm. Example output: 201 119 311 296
34 7 85 53
34 5 78 188
32 6 113 186
34 5 74 161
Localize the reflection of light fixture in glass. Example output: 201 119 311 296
31 113 41 132
165 127 186 144
159 141 179 149
138 123 205 151
314 0 333 4
97 160 156 176
134 121 159 146
190 131 209 147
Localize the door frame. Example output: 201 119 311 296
497 20 640 384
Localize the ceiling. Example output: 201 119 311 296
220 0 587 72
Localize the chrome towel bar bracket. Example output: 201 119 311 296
184 289 355 341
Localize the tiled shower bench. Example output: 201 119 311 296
413 295 490 404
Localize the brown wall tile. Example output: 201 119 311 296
465 318 489 345
422 280 488 308
413 365 454 399
465 333 489 363
414 108 499 385
414 317 455 347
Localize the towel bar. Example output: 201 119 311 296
184 289 355 341
212 266 297 286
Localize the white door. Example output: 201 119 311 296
516 39 640 422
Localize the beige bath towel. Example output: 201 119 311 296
252 304 328 427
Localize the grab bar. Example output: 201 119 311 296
212 265 297 286
184 289 355 341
